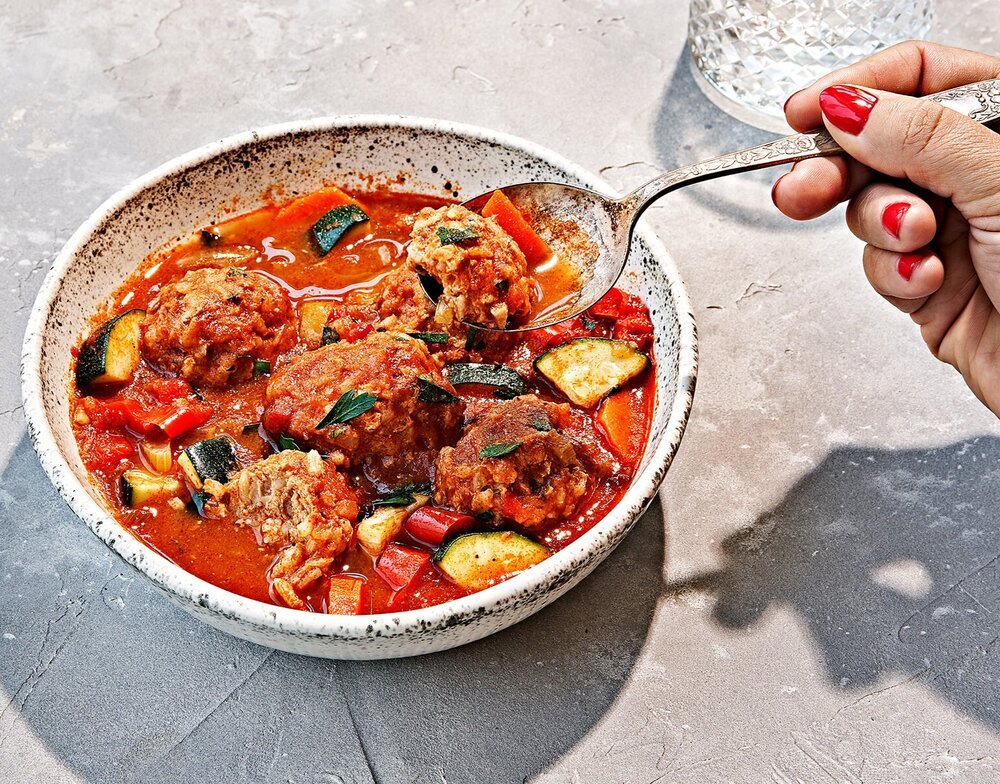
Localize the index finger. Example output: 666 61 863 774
784 41 1000 132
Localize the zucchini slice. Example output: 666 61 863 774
178 437 238 489
446 363 528 399
120 469 182 507
534 338 649 408
299 300 337 347
433 531 549 591
75 309 146 389
356 494 429 557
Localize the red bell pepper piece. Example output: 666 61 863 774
326 574 369 615
375 544 431 592
152 402 214 438
481 190 553 266
404 507 475 548
526 316 593 353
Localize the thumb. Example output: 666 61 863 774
818 84 1000 219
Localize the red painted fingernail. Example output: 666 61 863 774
819 85 878 135
898 253 924 281
881 202 910 239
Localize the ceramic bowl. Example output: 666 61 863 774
20 117 697 659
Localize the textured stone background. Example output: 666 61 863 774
2 1 999 782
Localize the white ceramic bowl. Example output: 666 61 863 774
20 117 697 659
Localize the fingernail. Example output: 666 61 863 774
898 253 924 281
819 85 878 135
881 202 911 239
770 174 786 206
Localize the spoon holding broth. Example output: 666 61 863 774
421 79 1000 332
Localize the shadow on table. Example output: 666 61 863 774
666 438 1000 729
612 46 839 230
0 434 664 784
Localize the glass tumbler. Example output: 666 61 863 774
688 0 935 130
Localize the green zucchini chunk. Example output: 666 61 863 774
75 309 146 389
446 363 528 399
178 437 238 488
534 338 648 408
120 469 182 507
312 204 369 255
433 531 549 591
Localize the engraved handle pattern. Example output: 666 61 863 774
624 79 1000 217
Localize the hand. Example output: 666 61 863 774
772 41 1000 415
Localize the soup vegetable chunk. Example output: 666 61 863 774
70 184 657 614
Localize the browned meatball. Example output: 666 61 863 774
407 204 537 329
214 450 359 610
325 266 515 362
141 267 294 388
262 332 465 482
434 395 590 527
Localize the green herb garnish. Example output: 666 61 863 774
321 325 340 346
436 225 479 246
317 389 378 428
409 331 449 344
465 325 481 352
372 482 432 508
312 204 369 255
582 315 597 331
417 377 459 404
479 442 521 459
253 359 271 376
278 434 301 451
227 267 246 277
530 417 552 432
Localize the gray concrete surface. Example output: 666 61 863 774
2 1 998 781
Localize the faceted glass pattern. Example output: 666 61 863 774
689 0 935 121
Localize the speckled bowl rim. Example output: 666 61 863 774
21 115 698 647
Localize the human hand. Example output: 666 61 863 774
772 41 1000 415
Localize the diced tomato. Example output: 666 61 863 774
597 389 647 459
500 494 532 522
526 316 593 353
80 432 133 470
614 312 654 349
404 507 475 547
326 574 369 615
81 397 134 431
145 377 193 403
587 288 624 319
338 321 373 342
375 544 431 592
275 185 360 225
481 190 553 266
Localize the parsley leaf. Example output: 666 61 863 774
372 482 432 508
417 376 459 404
408 331 449 344
436 225 480 245
479 442 522 459
278 434 301 451
321 325 340 345
317 389 378 428
253 359 271 376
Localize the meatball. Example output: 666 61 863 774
325 266 515 362
142 267 294 388
262 332 465 482
215 450 359 609
407 204 537 329
434 395 590 527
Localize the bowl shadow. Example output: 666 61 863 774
666 438 1000 730
0 434 664 783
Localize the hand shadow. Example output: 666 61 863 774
666 438 1000 728
0 434 664 784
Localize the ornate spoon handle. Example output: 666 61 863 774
621 79 1000 216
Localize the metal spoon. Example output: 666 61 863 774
422 79 1000 332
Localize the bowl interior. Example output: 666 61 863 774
22 117 696 656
